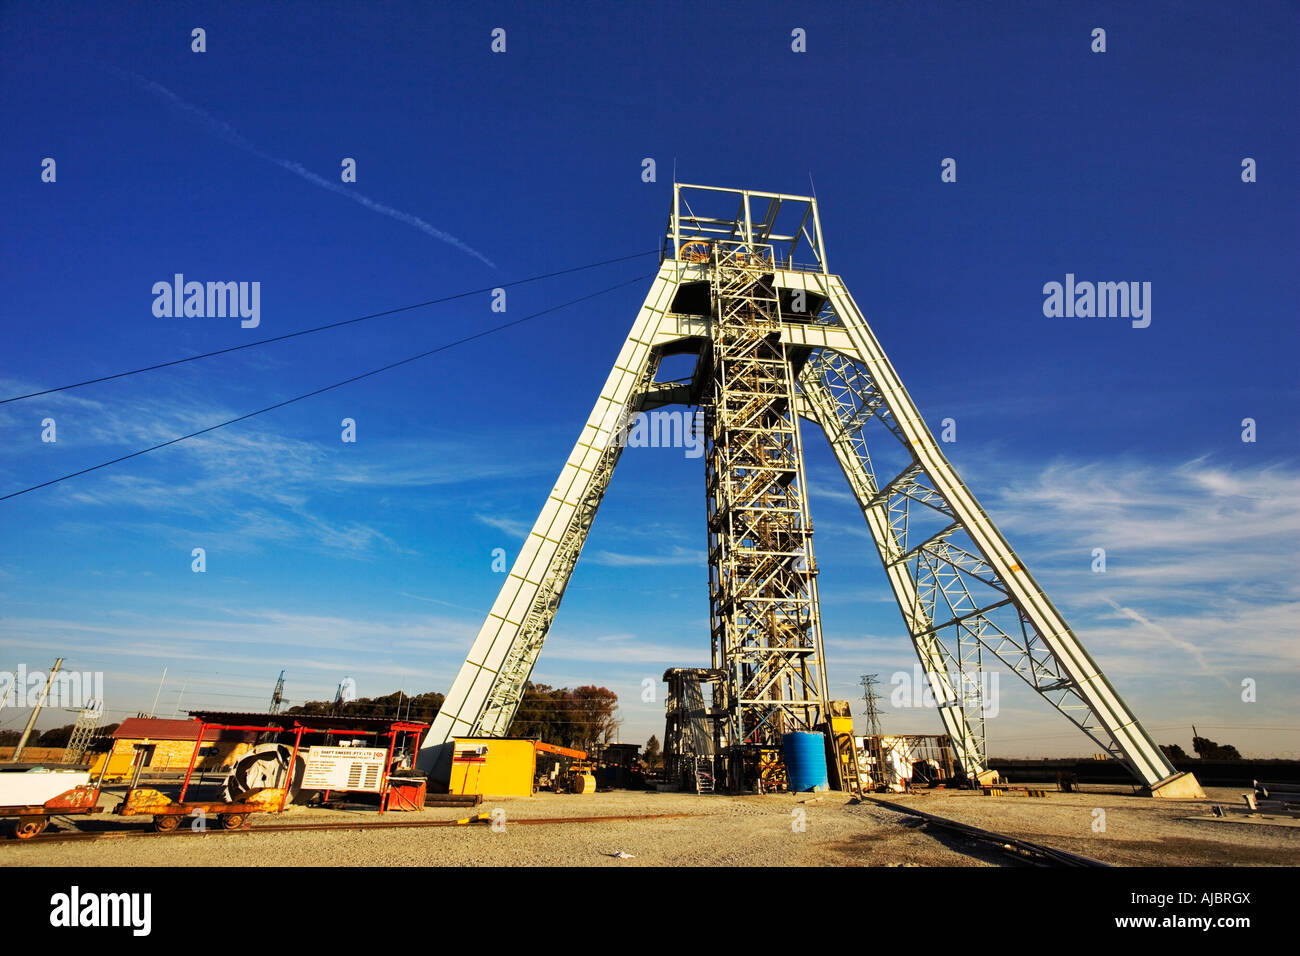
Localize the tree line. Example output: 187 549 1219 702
284 682 622 752
3 681 626 754
1160 735 1243 761
286 690 445 723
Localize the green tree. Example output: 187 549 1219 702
643 734 662 768
509 683 567 744
508 683 620 751
568 685 620 750
286 690 444 722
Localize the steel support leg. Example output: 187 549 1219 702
417 265 683 778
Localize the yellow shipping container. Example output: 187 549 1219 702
448 738 537 796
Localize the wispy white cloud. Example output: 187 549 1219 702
399 592 487 615
541 631 697 665
1100 597 1221 679
0 607 476 656
586 545 704 567
474 513 532 538
0 378 556 558
993 459 1300 555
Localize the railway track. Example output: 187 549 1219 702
865 796 1110 867
5 811 694 846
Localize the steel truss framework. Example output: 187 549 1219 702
63 700 104 765
418 184 1189 794
662 668 719 792
706 241 828 781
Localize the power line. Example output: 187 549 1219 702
1 249 657 405
2 272 652 502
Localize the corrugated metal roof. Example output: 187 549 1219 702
112 717 205 741
186 710 428 732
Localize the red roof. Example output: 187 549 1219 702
112 718 206 741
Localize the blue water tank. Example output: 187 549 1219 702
782 732 829 792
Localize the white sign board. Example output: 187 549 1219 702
302 746 388 793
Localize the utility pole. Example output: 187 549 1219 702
12 657 63 762
148 666 168 718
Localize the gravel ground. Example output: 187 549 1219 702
871 785 1300 866
3 786 1295 867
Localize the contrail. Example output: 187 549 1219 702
1102 597 1226 685
112 67 497 269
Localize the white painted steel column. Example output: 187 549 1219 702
822 279 1175 786
418 264 683 775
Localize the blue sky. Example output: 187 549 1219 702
1 1 1296 759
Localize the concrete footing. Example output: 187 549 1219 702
1147 771 1206 799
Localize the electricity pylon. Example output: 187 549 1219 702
269 670 286 715
63 699 104 765
860 674 884 738
418 184 1202 798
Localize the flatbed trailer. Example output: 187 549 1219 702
114 785 288 832
1 762 109 839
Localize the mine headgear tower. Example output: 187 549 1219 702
417 184 1202 800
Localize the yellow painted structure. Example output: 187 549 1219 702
827 700 855 737
447 738 537 796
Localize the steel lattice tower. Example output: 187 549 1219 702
706 242 828 785
417 184 1203 799
63 699 103 765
